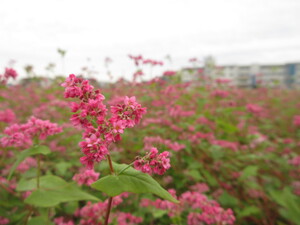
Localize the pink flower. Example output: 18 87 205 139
73 169 100 186
293 115 300 126
116 212 143 225
17 157 37 173
211 90 229 98
54 217 74 225
163 70 177 76
62 74 147 169
134 147 171 175
289 156 300 167
0 216 9 225
112 120 126 134
0 109 16 123
4 68 18 79
246 104 263 115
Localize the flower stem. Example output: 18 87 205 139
104 154 114 225
37 154 41 189
107 154 115 174
104 197 113 225
117 162 134 176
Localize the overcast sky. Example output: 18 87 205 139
1 0 300 81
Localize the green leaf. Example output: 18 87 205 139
218 191 239 207
91 163 179 203
17 175 99 207
28 216 54 225
8 145 51 180
238 206 261 218
17 175 66 191
186 170 204 181
208 145 224 160
201 169 218 187
56 162 72 176
268 188 300 225
239 165 258 181
153 209 167 218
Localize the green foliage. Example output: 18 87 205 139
218 191 239 207
268 188 300 225
8 145 51 180
239 165 259 181
91 162 179 203
237 206 261 218
17 175 99 207
28 216 54 225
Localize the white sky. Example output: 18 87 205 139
1 0 300 82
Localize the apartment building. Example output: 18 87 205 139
181 62 300 88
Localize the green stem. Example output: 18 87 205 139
24 206 33 225
37 154 41 189
117 162 134 176
104 154 115 225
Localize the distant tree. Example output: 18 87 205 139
57 48 67 74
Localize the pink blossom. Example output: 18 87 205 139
54 217 74 225
292 181 300 196
289 156 300 167
0 216 9 225
0 117 62 148
16 157 37 173
293 115 300 126
163 70 177 76
4 68 18 79
0 109 16 123
134 147 171 175
116 212 143 225
246 104 263 115
190 183 210 193
72 169 100 186
211 90 229 98
62 74 146 169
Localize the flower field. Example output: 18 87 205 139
1 67 300 225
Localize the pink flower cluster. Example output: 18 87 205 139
116 212 143 225
54 217 74 225
0 116 62 148
215 78 231 84
133 70 144 81
62 74 147 169
246 103 263 115
72 169 100 186
0 68 18 84
134 147 171 175
163 70 177 77
0 216 9 225
75 201 107 225
74 193 138 225
184 130 240 152
210 140 239 152
168 105 195 118
289 156 300 167
197 116 215 129
0 109 16 124
293 115 300 126
211 90 229 98
144 136 185 152
128 54 143 66
16 157 37 173
190 183 210 193
141 188 235 225
292 181 300 196
142 59 163 66
128 55 163 67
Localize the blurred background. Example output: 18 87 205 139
1 0 300 82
